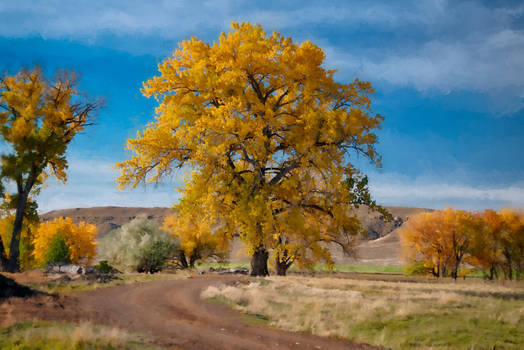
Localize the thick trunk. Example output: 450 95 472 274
250 247 269 276
177 250 189 269
275 257 292 276
7 192 29 273
432 265 440 278
189 253 199 268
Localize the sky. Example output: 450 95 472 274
0 0 523 212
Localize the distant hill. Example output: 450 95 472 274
41 205 432 266
41 206 174 237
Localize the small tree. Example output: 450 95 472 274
468 209 524 280
499 208 524 280
467 210 504 280
0 67 102 272
32 217 98 266
163 201 230 269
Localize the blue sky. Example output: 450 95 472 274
0 0 523 212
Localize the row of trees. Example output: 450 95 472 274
400 208 524 280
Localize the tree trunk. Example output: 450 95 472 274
250 247 269 276
7 191 29 273
189 253 199 268
432 265 440 278
275 257 292 276
177 250 189 269
0 237 8 272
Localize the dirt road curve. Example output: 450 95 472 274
64 275 377 350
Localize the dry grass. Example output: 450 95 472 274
202 276 524 349
0 321 162 349
26 272 185 294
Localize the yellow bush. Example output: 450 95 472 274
33 217 98 266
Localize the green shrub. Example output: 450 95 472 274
45 232 70 264
137 240 177 273
94 260 113 273
404 261 433 276
99 217 179 273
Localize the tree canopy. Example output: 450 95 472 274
400 208 524 280
117 22 384 275
0 66 101 271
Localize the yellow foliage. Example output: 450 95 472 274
163 196 230 266
400 208 474 278
401 207 524 279
33 217 98 265
117 22 383 270
0 66 100 271
0 214 38 269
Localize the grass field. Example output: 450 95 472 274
196 262 405 274
202 275 524 349
0 321 163 350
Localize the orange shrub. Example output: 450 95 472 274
33 217 98 266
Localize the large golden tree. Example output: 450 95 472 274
117 22 384 275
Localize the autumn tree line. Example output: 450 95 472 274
400 208 524 280
0 208 229 273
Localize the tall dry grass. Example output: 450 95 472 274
0 321 157 349
202 276 524 349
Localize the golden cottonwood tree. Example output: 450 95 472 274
468 209 524 280
467 209 505 279
400 208 473 279
0 67 101 272
117 22 384 276
32 217 98 266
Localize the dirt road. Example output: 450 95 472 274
53 275 377 349
1 274 378 349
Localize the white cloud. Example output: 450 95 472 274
1 1 523 113
35 156 524 213
36 156 185 213
324 29 524 115
369 172 524 210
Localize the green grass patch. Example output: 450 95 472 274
351 312 522 349
196 262 250 269
0 321 164 350
305 264 404 274
197 262 405 275
241 314 270 326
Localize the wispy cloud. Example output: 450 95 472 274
368 172 524 210
1 1 522 114
325 29 524 115
35 156 523 213
37 156 185 213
